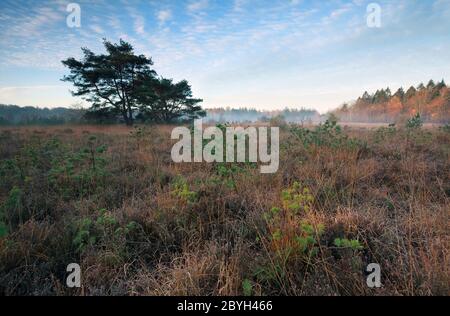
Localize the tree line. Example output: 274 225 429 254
206 107 321 123
0 105 84 126
358 80 447 105
334 80 450 123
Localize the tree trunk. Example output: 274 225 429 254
122 101 133 126
127 105 134 126
122 111 132 126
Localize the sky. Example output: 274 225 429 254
0 0 449 113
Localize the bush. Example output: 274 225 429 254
255 182 325 291
1 186 23 229
171 177 198 203
406 113 423 130
440 124 450 133
0 220 7 238
373 125 397 143
73 209 138 255
290 119 362 149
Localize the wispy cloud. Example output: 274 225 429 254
0 0 449 111
157 9 172 25
187 0 209 12
125 6 146 35
90 24 105 34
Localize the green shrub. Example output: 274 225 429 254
263 182 323 259
0 221 7 238
281 181 314 214
373 125 397 143
73 218 96 252
48 136 109 198
172 177 198 203
214 163 249 189
440 124 450 133
242 279 253 296
1 186 23 229
290 119 362 149
0 159 22 190
333 238 363 250
406 113 423 130
72 209 138 253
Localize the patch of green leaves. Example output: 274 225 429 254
373 125 397 143
281 181 314 214
333 238 363 250
290 119 362 149
0 221 7 238
172 177 198 203
72 209 138 253
242 279 253 296
406 114 423 130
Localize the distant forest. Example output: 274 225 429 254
205 108 321 123
333 80 450 124
0 105 85 126
0 105 321 126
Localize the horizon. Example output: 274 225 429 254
0 78 447 115
0 0 449 112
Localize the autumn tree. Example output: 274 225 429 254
405 86 417 99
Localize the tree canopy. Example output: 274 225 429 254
62 40 204 125
136 78 205 123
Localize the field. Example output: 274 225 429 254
0 122 449 296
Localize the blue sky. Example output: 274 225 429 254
0 0 449 113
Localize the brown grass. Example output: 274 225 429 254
0 123 448 296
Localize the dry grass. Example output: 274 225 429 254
0 123 448 296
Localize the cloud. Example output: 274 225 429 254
0 0 449 111
157 10 172 25
125 6 146 35
90 24 105 34
321 3 353 24
2 6 63 39
187 0 209 12
233 0 246 12
134 16 145 35
331 6 351 19
108 16 122 32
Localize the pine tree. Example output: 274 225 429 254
406 86 417 99
394 87 405 101
386 87 392 98
136 78 205 123
62 40 204 125
62 39 157 126
436 79 447 90
417 83 425 91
